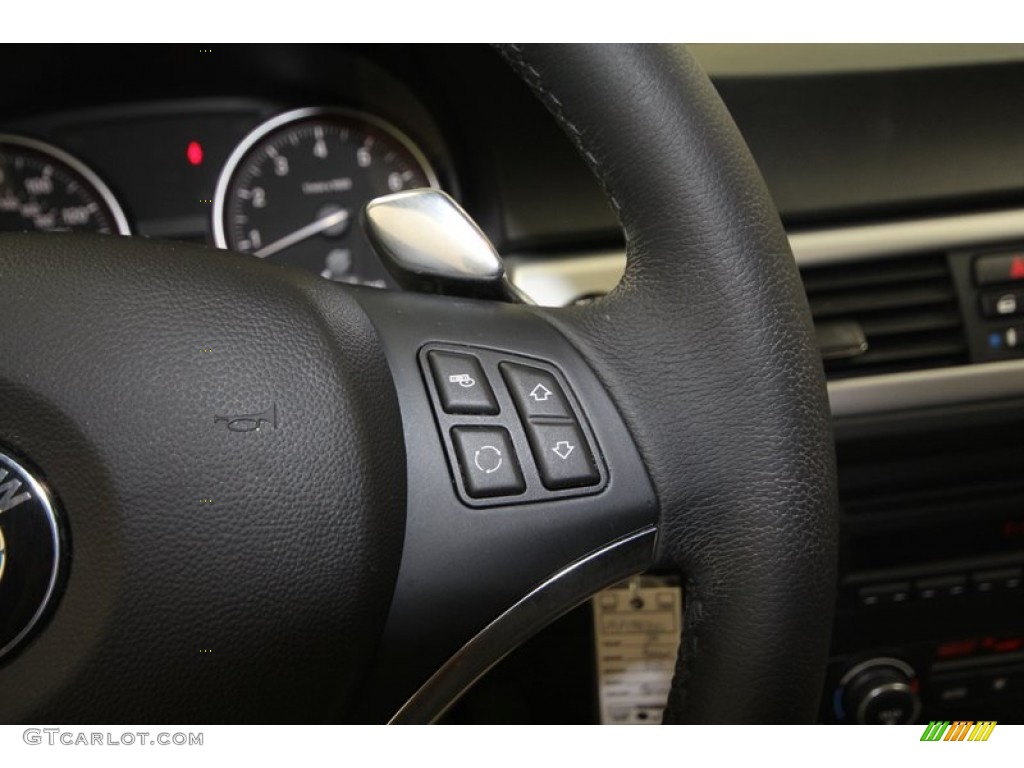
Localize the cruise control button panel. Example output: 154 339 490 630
420 345 607 507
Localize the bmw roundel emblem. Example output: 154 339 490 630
0 450 64 662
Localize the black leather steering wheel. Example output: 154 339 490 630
0 44 837 724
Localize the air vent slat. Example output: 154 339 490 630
809 283 955 319
801 262 949 294
801 253 967 380
836 337 966 367
858 308 963 337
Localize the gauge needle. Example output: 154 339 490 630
253 208 349 259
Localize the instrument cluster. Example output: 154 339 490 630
0 99 453 288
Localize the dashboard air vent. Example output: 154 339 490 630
800 254 968 379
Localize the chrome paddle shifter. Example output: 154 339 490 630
364 188 532 303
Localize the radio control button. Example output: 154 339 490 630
859 582 911 607
973 576 996 593
983 670 1024 697
839 659 920 725
928 674 974 705
914 574 967 600
938 683 970 702
973 567 1023 593
916 585 939 600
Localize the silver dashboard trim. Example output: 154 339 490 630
506 208 1024 307
789 208 1024 267
506 250 624 308
827 359 1024 419
390 526 657 724
505 208 1024 418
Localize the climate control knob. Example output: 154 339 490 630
838 658 921 725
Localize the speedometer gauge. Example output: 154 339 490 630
213 108 440 287
0 134 130 235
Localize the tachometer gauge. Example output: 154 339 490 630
213 107 440 287
0 134 130 235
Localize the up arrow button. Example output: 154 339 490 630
529 384 553 402
500 363 572 419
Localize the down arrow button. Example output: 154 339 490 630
527 422 600 490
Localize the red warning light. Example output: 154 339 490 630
936 639 977 659
995 637 1023 653
186 141 204 166
1011 255 1024 280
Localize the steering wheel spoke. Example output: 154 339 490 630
351 288 657 722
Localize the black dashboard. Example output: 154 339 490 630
0 44 629 259
5 45 1024 242
3 44 1024 724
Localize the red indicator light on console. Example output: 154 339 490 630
186 141 204 166
936 639 977 659
995 637 1023 653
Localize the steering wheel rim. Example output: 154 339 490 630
496 44 839 723
0 44 837 724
